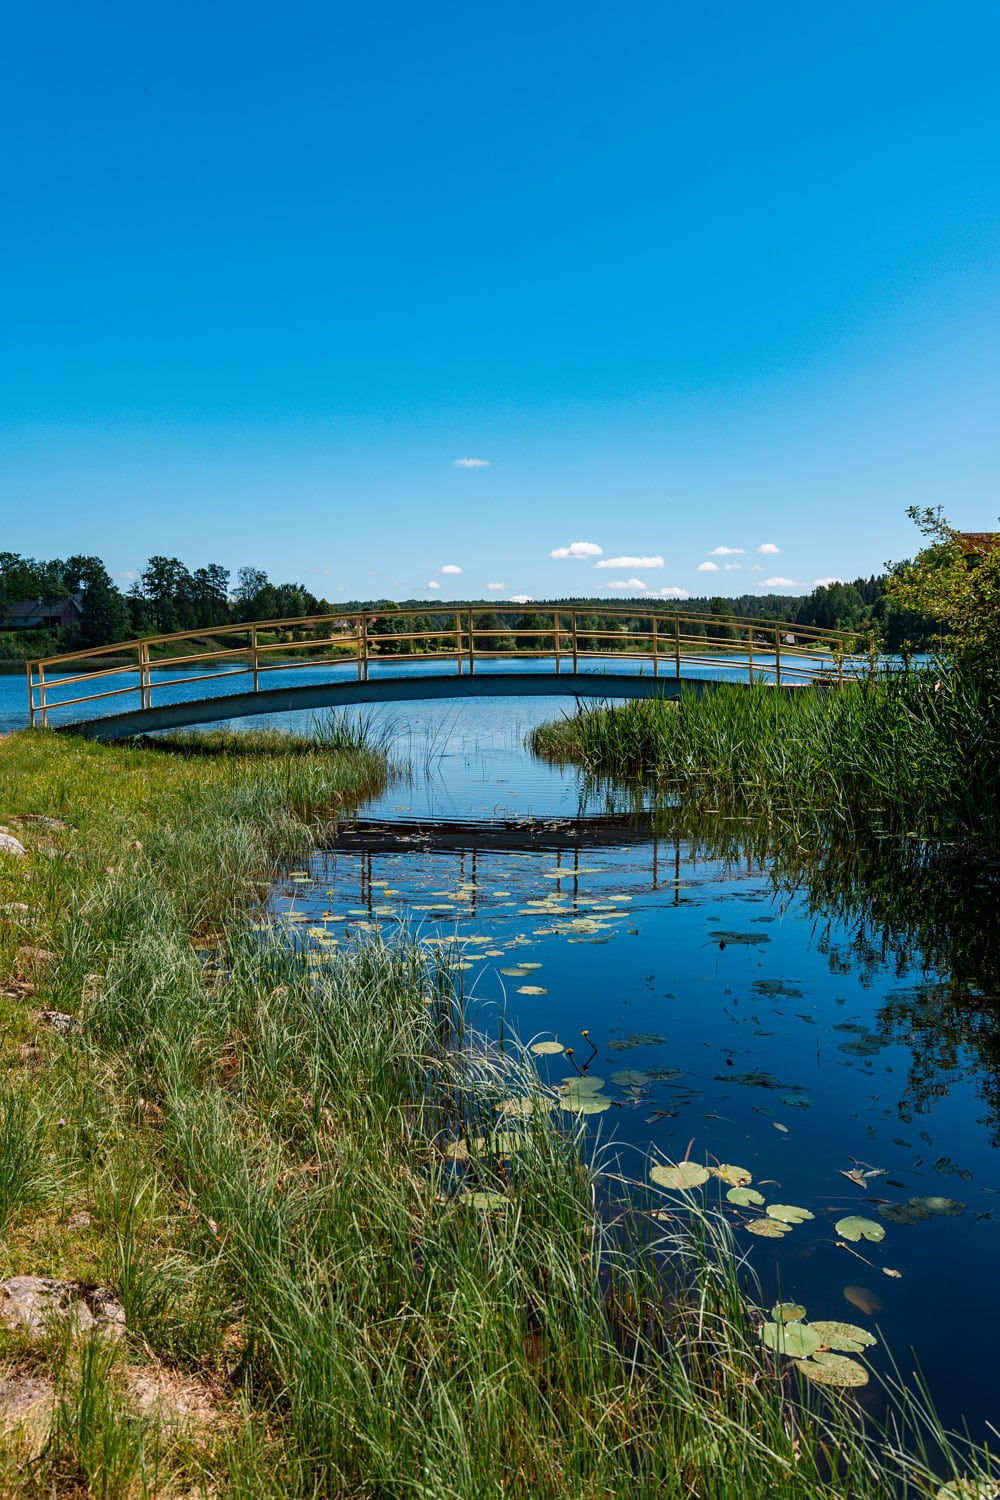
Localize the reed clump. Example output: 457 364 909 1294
0 728 990 1496
531 674 1000 845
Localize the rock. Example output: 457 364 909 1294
0 830 26 859
0 1375 55 1452
0 1376 54 1420
37 1011 78 1034
67 1209 92 1231
9 814 67 830
0 1277 126 1340
18 946 54 969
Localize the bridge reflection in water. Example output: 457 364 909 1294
26 604 871 739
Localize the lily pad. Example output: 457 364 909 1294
562 1094 612 1115
808 1320 878 1353
909 1195 966 1217
608 1033 667 1050
936 1480 1000 1500
516 985 548 995
650 1161 710 1190
767 1204 814 1225
771 1302 807 1324
530 1040 565 1056
794 1353 869 1387
876 1201 932 1225
500 1095 554 1118
710 1164 753 1187
611 1069 650 1088
727 1186 766 1207
710 931 771 945
746 1218 790 1238
835 1215 886 1243
761 1321 822 1358
458 1190 507 1209
559 1076 604 1097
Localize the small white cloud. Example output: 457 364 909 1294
594 555 664 569
486 582 505 591
723 563 741 571
439 563 463 575
453 457 490 468
115 570 137 580
813 577 843 587
550 540 603 559
652 585 690 599
427 580 441 590
604 578 648 591
707 546 745 556
307 567 334 575
760 576 799 587
509 593 533 604
697 561 719 573
757 542 781 555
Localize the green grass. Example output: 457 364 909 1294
0 727 993 1496
531 674 1000 846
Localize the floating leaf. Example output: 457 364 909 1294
517 985 548 995
530 1040 564 1056
710 1164 753 1187
843 1286 884 1315
500 1095 554 1118
909 1195 966 1217
500 967 530 978
767 1204 814 1225
650 1162 710 1190
882 1268 903 1279
458 1190 507 1209
727 1186 765 1207
611 1069 650 1088
559 1076 604 1096
835 1215 886 1243
808 1320 877 1354
746 1218 790 1238
935 1479 1000 1500
794 1353 869 1387
761 1321 822 1358
877 1201 932 1225
608 1033 667 1050
562 1094 612 1116
771 1303 806 1324
710 931 771 945
773 1122 789 1133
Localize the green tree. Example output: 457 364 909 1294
796 581 866 632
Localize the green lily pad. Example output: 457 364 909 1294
909 1195 966 1217
530 1040 565 1056
500 1095 554 1118
650 1161 710 1190
710 1164 753 1187
794 1352 869 1387
727 1186 766 1207
936 1479 1000 1500
877 1201 932 1225
517 985 548 994
835 1215 886 1243
608 1033 667 1050
767 1204 814 1224
562 1094 612 1115
500 967 530 977
611 1069 650 1088
710 931 771 945
746 1218 790 1238
808 1320 877 1353
771 1303 806 1324
761 1321 822 1358
458 1190 507 1209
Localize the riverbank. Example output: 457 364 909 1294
531 674 1000 849
0 730 985 1497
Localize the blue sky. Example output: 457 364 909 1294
3 1 999 602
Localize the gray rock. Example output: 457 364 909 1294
37 1011 78 1034
0 1277 125 1340
0 830 26 859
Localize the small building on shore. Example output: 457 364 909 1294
1 594 83 630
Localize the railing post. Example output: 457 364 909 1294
361 614 370 682
38 665 47 727
250 627 259 693
674 616 681 680
554 610 560 674
455 612 463 675
139 640 152 709
571 610 578 673
747 623 754 686
774 626 781 688
838 639 844 690
26 663 34 728
468 609 476 675
355 617 363 681
652 613 658 677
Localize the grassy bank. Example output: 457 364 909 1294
531 674 1000 846
0 730 987 1496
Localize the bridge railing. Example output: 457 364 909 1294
25 606 873 727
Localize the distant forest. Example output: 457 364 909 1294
0 550 924 660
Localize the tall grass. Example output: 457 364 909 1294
531 674 1000 844
0 728 994 1496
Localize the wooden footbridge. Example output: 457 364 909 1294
26 606 871 739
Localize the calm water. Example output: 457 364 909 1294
2 668 997 1435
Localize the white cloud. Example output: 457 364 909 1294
438 563 463 575
453 457 490 467
757 542 781 555
594 554 664 569
723 563 741 571
697 561 719 573
509 593 532 604
813 577 843 587
550 540 603 559
486 582 505 591
760 576 799 587
604 578 648 591
427 581 441 590
652 586 690 599
707 546 745 556
115 570 137 580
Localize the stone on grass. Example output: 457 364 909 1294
0 1277 125 1341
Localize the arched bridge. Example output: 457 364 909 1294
26 606 872 740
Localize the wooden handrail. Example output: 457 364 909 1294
24 605 870 726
